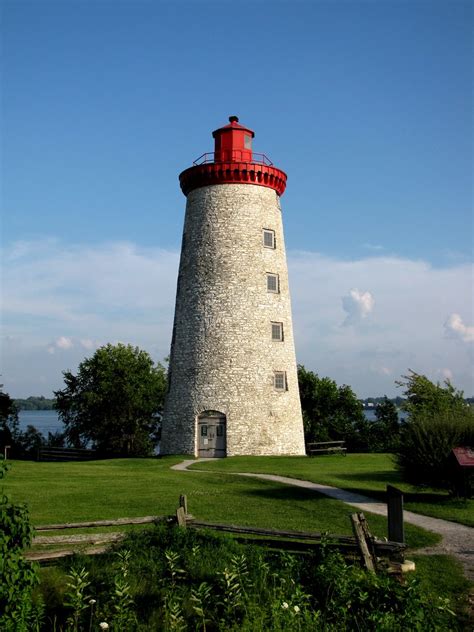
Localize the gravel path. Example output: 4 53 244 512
172 459 474 581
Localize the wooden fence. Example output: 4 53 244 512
37 447 100 462
28 490 407 574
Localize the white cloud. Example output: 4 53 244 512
342 289 375 325
288 251 473 396
56 336 74 350
1 239 473 398
444 313 474 343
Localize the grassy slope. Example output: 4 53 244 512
3 457 437 549
190 454 474 527
5 457 471 624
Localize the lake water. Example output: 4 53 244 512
18 408 397 436
19 410 62 435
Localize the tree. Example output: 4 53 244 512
395 370 474 487
372 396 400 452
298 366 369 449
54 344 167 456
0 387 20 453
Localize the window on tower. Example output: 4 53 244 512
274 371 287 391
266 273 279 293
271 322 284 341
263 229 275 249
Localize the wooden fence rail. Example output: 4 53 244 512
28 492 407 573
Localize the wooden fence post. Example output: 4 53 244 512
179 494 188 516
176 506 186 527
387 485 404 544
350 513 375 573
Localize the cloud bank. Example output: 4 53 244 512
2 239 473 397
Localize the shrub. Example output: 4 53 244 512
38 525 458 631
0 458 43 631
397 410 474 487
395 371 474 488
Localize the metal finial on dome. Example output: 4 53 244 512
229 115 239 123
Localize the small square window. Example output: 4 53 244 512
263 229 275 249
274 371 287 391
271 322 283 341
266 273 279 293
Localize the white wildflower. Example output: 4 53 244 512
89 599 96 605
294 605 300 613
99 623 109 630
281 601 289 609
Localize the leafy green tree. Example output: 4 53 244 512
396 370 474 487
0 388 20 454
397 370 469 420
298 366 369 449
55 343 167 456
14 396 55 411
19 425 45 459
371 396 400 452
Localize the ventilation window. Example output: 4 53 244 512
266 273 279 293
274 371 287 391
271 322 283 341
263 229 275 249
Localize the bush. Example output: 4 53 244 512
37 525 458 631
0 458 43 630
397 410 474 488
395 371 474 488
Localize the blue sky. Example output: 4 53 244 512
2 0 473 398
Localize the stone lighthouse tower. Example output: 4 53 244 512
161 116 305 457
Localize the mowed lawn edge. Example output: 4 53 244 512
189 454 474 527
2 457 438 550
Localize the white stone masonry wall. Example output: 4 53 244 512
161 183 305 456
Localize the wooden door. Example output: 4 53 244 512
198 415 226 457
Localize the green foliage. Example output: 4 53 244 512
396 371 474 487
64 567 91 631
298 365 369 450
14 397 55 411
17 425 45 459
0 387 20 451
54 343 167 456
306 546 456 630
369 396 400 452
0 458 42 631
37 525 458 631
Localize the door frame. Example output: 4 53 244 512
196 411 227 458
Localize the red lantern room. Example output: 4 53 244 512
212 115 254 163
179 116 287 197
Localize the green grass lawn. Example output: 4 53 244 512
189 454 474 527
4 456 472 626
2 457 438 550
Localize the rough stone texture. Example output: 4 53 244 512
161 183 305 456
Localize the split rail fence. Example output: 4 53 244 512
27 489 407 574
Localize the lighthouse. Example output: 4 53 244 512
161 116 305 457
